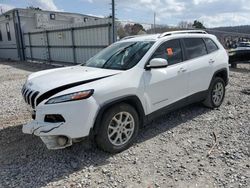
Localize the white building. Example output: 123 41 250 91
0 8 101 61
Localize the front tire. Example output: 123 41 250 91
203 77 226 108
96 103 139 153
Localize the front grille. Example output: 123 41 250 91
22 85 40 109
31 92 39 108
26 90 33 104
23 89 29 103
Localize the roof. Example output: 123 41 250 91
119 30 209 42
0 8 101 19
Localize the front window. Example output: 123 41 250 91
150 39 183 65
82 41 154 70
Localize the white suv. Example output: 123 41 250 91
22 30 229 153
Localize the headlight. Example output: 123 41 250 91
46 90 94 104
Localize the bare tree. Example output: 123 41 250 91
178 21 193 29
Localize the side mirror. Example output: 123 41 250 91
146 58 168 69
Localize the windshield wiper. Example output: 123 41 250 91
101 42 137 69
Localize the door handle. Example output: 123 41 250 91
209 59 215 64
178 67 187 73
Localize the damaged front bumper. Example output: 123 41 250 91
22 96 99 150
22 121 72 150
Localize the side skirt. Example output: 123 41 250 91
146 90 208 122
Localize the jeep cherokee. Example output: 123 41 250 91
22 30 229 153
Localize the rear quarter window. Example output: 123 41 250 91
183 38 207 60
204 38 219 53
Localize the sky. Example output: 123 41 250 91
0 0 249 28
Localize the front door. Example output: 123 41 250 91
143 39 189 114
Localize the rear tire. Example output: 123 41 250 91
95 103 139 153
203 77 225 108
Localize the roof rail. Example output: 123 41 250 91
159 30 207 38
120 34 151 41
120 35 138 41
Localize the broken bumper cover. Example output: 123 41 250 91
22 121 64 135
22 97 99 149
22 121 72 150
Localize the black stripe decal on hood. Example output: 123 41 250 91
36 74 116 106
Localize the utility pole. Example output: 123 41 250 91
154 12 156 34
111 0 116 42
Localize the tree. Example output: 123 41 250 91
116 21 126 39
178 21 193 29
146 25 170 34
123 23 146 36
124 23 133 35
131 23 145 35
192 20 206 29
117 27 126 39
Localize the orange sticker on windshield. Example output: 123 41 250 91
167 48 173 56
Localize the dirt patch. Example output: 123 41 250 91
0 61 249 188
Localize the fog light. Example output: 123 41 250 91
44 114 65 123
57 136 68 146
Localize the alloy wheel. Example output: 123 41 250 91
107 112 135 146
212 82 224 106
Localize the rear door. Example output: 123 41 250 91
182 38 213 96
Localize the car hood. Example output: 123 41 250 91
26 65 122 92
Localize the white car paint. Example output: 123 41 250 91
27 66 123 93
22 31 229 150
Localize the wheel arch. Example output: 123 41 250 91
212 68 229 86
91 95 146 137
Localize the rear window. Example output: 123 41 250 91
204 38 218 53
183 38 207 60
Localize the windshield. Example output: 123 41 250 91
82 41 154 70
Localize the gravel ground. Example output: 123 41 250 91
0 60 249 188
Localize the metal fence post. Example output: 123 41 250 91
28 32 33 60
111 0 116 43
71 28 77 64
45 30 51 62
108 23 112 45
